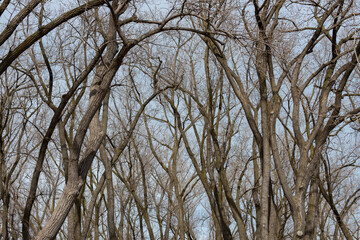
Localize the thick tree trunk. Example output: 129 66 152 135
35 183 81 240
89 1 120 237
22 43 107 240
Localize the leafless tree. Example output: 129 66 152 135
0 0 359 239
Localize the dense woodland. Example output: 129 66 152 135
0 0 360 239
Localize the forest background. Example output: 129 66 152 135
0 0 360 239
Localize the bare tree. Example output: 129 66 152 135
0 0 359 239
